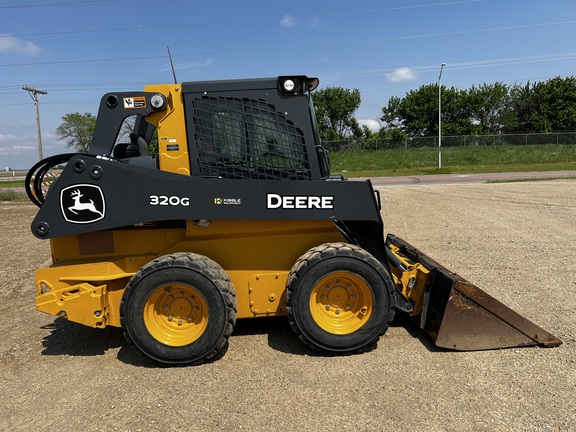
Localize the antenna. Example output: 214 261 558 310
167 46 178 84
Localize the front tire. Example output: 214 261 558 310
286 243 395 354
120 252 237 365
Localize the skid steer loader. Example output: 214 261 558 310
27 76 561 365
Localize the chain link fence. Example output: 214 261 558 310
323 132 576 152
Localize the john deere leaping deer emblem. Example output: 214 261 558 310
69 189 104 217
60 184 106 224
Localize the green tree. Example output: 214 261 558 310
381 85 438 136
380 82 515 137
313 87 363 140
55 112 96 153
441 86 475 135
508 77 576 133
379 96 403 130
380 76 576 137
381 84 474 136
380 84 473 138
467 82 512 134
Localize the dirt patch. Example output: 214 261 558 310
0 181 574 431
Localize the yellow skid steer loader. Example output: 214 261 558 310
27 76 561 365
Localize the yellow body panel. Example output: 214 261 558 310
36 220 345 327
144 84 190 176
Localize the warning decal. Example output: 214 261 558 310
123 96 146 109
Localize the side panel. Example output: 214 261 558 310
37 220 347 326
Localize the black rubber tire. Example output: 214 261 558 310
286 242 395 354
120 252 237 365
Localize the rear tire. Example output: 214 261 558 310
286 243 394 354
120 252 237 365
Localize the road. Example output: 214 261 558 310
355 170 576 186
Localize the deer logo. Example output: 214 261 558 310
60 184 106 224
69 189 103 217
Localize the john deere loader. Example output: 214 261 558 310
27 76 561 365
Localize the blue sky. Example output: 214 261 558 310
2 0 576 169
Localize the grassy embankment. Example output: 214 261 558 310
330 144 576 177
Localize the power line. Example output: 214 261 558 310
0 1 135 9
1 1 484 38
2 52 575 98
2 19 576 69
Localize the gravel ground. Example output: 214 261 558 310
0 180 574 432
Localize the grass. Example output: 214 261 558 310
330 144 576 177
0 180 25 187
0 189 26 202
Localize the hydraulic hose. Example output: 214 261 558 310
25 153 76 207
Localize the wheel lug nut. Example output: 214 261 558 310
178 319 183 326
179 292 184 297
193 306 198 312
167 315 173 321
325 305 331 311
189 296 195 302
346 304 351 310
322 295 327 300
188 316 193 322
326 285 331 290
336 280 341 286
350 294 355 300
164 305 169 310
346 285 351 291
335 308 341 315
168 295 174 301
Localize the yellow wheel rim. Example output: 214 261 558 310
143 283 208 347
309 272 373 335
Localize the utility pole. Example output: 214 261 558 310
23 86 48 161
437 63 446 169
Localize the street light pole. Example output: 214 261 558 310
438 62 446 169
23 86 48 161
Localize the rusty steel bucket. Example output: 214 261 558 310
386 234 563 351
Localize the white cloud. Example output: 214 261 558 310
179 59 213 70
0 144 36 155
161 58 214 72
160 59 214 72
0 34 42 56
387 67 417 83
280 15 298 29
358 119 381 133
0 134 17 142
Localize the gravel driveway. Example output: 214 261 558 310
1 180 574 431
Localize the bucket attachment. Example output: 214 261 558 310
386 234 562 351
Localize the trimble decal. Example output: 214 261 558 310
60 184 105 224
214 197 242 205
267 193 334 209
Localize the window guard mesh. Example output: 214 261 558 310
192 96 311 180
